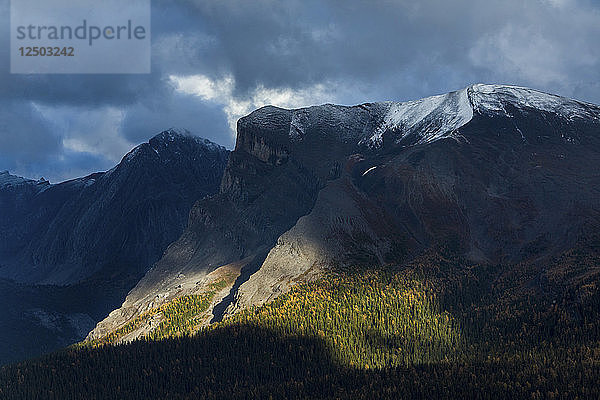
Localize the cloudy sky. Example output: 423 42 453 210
2 0 600 182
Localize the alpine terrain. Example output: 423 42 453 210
2 84 600 399
0 129 229 365
89 84 600 340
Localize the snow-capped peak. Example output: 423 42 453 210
123 129 227 163
468 84 599 121
362 84 599 148
155 128 225 151
159 127 191 141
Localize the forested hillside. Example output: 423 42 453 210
3 241 600 399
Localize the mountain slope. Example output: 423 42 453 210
1 129 229 285
0 130 229 364
231 83 600 313
6 247 600 399
88 84 600 340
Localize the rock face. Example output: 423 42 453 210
89 84 600 338
0 130 229 364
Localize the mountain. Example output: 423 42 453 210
0 130 229 364
1 129 229 285
5 84 600 399
3 84 600 398
88 84 600 341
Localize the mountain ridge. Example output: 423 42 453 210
88 83 600 342
0 130 229 365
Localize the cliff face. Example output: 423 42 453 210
89 85 600 339
88 106 355 337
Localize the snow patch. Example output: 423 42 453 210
361 84 599 149
289 110 307 141
365 88 474 148
123 145 143 163
469 84 599 121
162 128 225 152
362 166 377 176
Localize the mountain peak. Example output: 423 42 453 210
361 83 600 149
467 83 600 120
0 171 37 188
150 129 226 152
122 130 227 164
152 128 192 142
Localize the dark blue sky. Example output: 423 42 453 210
2 0 600 182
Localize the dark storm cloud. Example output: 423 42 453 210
0 101 61 168
1 0 599 181
178 0 600 102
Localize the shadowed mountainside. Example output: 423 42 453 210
0 130 229 364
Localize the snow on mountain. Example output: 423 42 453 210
89 83 600 346
364 87 473 148
468 84 600 121
362 84 600 148
0 171 27 187
123 129 226 163
0 171 46 189
155 128 226 152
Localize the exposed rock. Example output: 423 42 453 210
90 84 600 339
